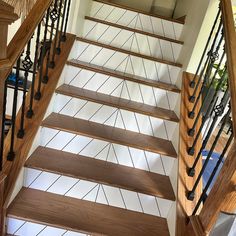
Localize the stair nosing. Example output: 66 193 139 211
56 84 179 123
66 59 181 94
25 146 176 201
85 16 184 45
42 113 177 158
93 0 185 25
76 37 183 68
8 188 170 236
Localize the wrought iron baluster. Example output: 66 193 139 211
17 39 33 138
187 105 231 201
188 64 227 138
61 0 71 42
192 127 234 214
56 0 68 55
189 49 226 119
50 0 64 68
43 0 59 84
7 57 21 161
189 8 221 88
27 23 41 118
34 9 50 100
189 19 223 103
188 88 230 172
0 81 8 170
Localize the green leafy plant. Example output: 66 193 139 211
205 64 228 92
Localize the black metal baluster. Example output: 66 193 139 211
17 40 33 138
189 49 226 119
192 128 234 214
188 67 228 154
189 19 223 103
43 0 59 84
189 33 224 113
189 8 221 88
56 0 68 55
188 64 227 138
34 9 50 100
187 106 231 201
50 0 64 68
0 81 8 170
27 23 41 118
188 88 230 175
7 57 21 161
61 0 71 42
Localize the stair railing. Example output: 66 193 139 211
0 0 72 234
184 0 236 234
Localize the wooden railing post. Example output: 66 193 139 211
0 175 7 236
0 1 18 235
0 0 18 147
198 142 236 233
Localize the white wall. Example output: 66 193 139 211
7 18 21 44
151 0 176 17
173 0 219 75
68 0 93 37
111 0 153 12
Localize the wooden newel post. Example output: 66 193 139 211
0 1 18 58
0 0 18 151
199 141 236 233
0 1 18 235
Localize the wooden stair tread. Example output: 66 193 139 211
93 0 184 25
85 16 184 45
25 146 175 200
56 84 179 122
8 188 170 236
67 60 181 93
77 37 182 68
42 113 177 158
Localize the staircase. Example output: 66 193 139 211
6 0 185 235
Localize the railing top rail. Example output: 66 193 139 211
0 0 53 72
221 0 236 136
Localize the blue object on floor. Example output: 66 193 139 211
202 150 224 195
7 73 23 86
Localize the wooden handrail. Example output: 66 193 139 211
0 0 53 71
198 141 236 233
0 0 53 234
0 0 18 60
221 0 236 135
189 1 236 234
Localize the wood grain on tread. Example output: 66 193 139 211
67 60 181 93
42 113 177 158
76 37 182 68
93 0 185 25
85 16 184 45
25 146 175 200
8 188 170 236
56 84 179 122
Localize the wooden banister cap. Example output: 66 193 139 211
0 0 19 24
